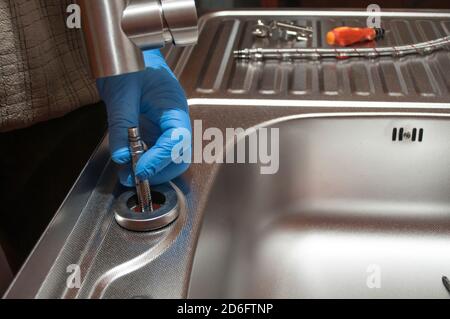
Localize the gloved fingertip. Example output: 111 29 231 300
118 169 135 188
134 155 158 181
111 148 131 165
135 168 153 183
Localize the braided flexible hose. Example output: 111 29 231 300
234 36 450 61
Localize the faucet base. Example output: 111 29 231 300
114 184 179 232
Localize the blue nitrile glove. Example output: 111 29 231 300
96 49 192 186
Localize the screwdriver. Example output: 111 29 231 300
326 26 385 47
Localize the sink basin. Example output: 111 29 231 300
188 113 450 299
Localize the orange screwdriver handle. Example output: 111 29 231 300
327 26 385 47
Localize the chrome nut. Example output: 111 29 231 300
114 184 179 232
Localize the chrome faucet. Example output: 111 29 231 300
77 0 198 78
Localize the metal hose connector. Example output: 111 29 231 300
234 35 450 61
128 128 153 213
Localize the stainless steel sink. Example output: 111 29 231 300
188 113 450 299
5 8 450 299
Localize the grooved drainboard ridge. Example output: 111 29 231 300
176 12 450 103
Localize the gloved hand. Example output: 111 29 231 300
97 49 192 186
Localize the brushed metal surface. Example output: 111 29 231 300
178 10 450 104
36 182 186 299
189 113 450 299
4 10 450 299
5 109 450 299
78 0 198 78
78 0 144 77
3 135 111 299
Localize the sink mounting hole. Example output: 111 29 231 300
127 191 166 212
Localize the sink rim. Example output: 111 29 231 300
218 111 450 162
251 111 450 129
